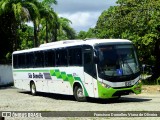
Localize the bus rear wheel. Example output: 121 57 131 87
74 86 87 102
30 82 36 96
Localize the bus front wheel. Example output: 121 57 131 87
30 82 36 96
74 86 87 102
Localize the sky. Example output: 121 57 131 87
53 0 117 33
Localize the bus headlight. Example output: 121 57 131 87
135 80 142 85
100 82 111 88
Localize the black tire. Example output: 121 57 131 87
30 82 36 96
74 86 87 102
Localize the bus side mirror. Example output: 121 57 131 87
94 55 99 63
94 50 99 63
141 64 145 73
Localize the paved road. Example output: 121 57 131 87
0 87 160 120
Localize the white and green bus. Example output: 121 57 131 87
12 39 142 102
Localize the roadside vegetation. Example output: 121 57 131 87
0 0 76 64
78 0 160 84
0 0 160 84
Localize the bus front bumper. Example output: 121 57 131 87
97 81 142 99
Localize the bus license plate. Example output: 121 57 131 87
125 81 132 86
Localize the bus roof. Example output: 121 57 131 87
13 39 132 54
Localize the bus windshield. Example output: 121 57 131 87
96 44 139 78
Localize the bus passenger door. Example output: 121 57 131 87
83 45 97 97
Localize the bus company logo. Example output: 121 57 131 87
43 73 51 79
2 112 11 117
28 73 32 78
28 73 43 79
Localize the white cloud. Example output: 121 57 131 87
59 12 101 32
54 0 117 32
54 0 117 14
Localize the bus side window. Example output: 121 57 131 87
26 52 34 68
44 50 55 67
56 49 68 66
13 54 18 68
18 53 26 68
68 47 82 66
34 51 44 67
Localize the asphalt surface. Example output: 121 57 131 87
0 86 160 120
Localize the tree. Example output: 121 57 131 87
35 0 76 43
77 31 87 39
37 0 57 44
85 28 96 39
57 17 76 41
95 0 160 80
0 0 40 63
77 28 96 39
18 24 34 49
0 0 76 63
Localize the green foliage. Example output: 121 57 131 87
18 24 34 49
95 0 160 65
94 0 160 79
77 28 96 39
57 17 76 41
85 28 97 39
5 52 12 63
0 0 41 51
0 0 76 64
77 31 87 39
42 0 57 6
142 79 156 85
156 77 160 85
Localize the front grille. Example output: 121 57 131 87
113 90 133 96
113 85 134 89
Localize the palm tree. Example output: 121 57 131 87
38 0 76 42
24 0 41 47
57 17 76 41
31 0 76 43
39 1 58 43
0 0 40 49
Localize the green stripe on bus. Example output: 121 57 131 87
50 70 56 76
54 69 62 79
67 74 74 86
61 72 68 81
49 69 89 96
13 69 89 97
13 70 49 72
